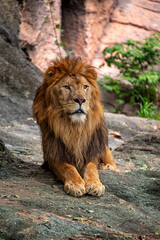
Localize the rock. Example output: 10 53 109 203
0 1 160 239
0 139 14 168
19 0 63 71
0 114 160 240
99 79 135 115
99 86 119 113
0 0 42 126
121 103 138 116
105 112 160 149
19 0 160 117
112 0 160 32
20 0 160 76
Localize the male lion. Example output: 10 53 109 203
33 57 118 197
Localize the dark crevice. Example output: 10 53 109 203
61 0 85 54
17 0 24 9
109 0 119 23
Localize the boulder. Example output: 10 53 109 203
105 112 160 149
0 0 42 126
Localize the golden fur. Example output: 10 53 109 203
33 57 118 197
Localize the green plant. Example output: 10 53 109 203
155 227 160 235
102 33 160 118
101 77 122 95
45 0 74 57
137 95 160 120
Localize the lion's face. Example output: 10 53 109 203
51 74 92 123
33 58 103 129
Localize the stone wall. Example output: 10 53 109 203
94 0 160 73
19 0 160 74
0 0 42 125
19 0 62 71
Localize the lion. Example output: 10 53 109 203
32 57 118 197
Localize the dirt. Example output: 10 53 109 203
0 115 160 240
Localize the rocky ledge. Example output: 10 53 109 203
0 113 160 240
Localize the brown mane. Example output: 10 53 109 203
32 57 118 197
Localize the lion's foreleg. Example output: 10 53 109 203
100 146 119 171
84 162 105 197
50 162 86 197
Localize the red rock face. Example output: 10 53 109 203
61 0 115 63
19 0 160 74
19 0 63 71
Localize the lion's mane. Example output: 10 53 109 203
33 57 108 174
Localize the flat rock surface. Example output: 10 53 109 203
0 114 160 240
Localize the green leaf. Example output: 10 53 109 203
66 49 74 55
140 164 148 170
56 24 60 29
103 47 109 56
44 16 49 23
107 224 112 228
155 227 160 235
59 41 66 46
116 99 125 104
101 33 160 119
54 40 59 45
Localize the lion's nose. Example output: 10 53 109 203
73 98 86 106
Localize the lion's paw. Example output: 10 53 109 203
100 164 119 172
64 180 86 197
85 180 105 197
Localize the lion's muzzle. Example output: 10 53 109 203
73 98 86 106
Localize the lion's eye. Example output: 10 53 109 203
84 85 89 90
63 85 71 90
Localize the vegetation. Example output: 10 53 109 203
137 95 160 120
102 33 160 119
45 0 74 57
155 227 160 235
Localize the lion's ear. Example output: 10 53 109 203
44 67 56 85
89 68 97 81
84 66 97 82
